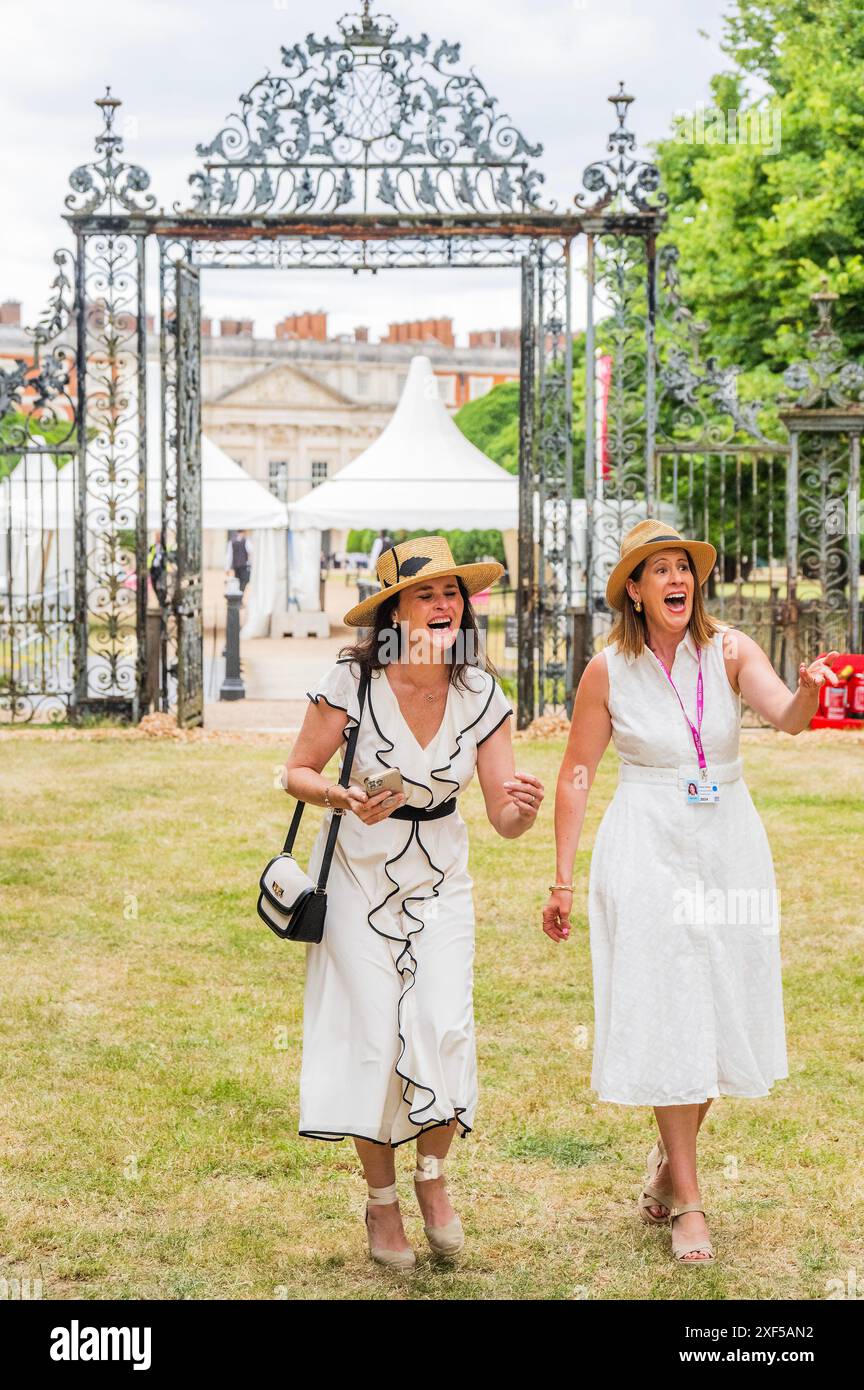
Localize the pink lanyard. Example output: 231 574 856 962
652 647 707 772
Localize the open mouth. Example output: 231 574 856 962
427 618 452 630
664 592 687 613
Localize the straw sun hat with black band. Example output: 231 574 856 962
343 536 505 628
605 519 717 611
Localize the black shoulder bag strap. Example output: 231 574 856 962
282 666 371 891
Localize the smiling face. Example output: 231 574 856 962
393 574 465 660
626 547 695 636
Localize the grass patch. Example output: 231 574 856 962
0 729 861 1299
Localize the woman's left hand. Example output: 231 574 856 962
503 772 544 819
798 650 841 692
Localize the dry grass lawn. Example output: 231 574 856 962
0 725 862 1300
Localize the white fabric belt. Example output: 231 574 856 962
618 757 743 788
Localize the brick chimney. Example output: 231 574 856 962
220 318 254 337
469 327 520 350
354 325 369 343
275 311 327 341
201 317 212 338
384 317 454 347
0 300 22 327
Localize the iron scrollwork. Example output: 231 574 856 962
182 3 548 217
577 82 667 215
66 87 157 218
0 249 80 723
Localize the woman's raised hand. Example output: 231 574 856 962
334 783 407 824
542 888 573 943
798 651 841 692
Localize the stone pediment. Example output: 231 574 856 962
215 362 352 409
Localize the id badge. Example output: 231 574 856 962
685 771 720 804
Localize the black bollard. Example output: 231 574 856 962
220 581 245 701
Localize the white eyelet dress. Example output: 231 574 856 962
587 626 789 1106
298 658 514 1147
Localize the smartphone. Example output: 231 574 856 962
362 768 404 798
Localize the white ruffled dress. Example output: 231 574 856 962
298 658 513 1146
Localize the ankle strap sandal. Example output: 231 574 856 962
670 1202 715 1264
638 1138 671 1226
413 1156 464 1257
365 1183 416 1271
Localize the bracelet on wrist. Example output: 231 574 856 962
549 883 574 892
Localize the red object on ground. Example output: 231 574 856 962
809 652 864 730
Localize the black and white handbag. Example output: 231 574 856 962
257 667 370 943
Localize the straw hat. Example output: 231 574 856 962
343 535 505 628
605 519 716 611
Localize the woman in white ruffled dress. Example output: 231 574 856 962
284 536 544 1269
543 519 839 1265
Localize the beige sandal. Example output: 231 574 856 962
670 1202 715 1264
414 1154 464 1257
365 1182 416 1271
638 1138 671 1226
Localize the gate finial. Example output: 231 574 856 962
65 87 156 217
577 82 666 215
782 279 864 409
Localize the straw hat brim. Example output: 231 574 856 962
343 560 505 627
606 537 717 611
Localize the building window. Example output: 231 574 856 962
469 375 494 401
268 460 289 502
436 374 457 406
311 459 329 488
354 370 369 396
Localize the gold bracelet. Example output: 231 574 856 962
549 883 574 891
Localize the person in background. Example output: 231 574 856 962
369 528 393 571
225 530 253 600
147 531 168 606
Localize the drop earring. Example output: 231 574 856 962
634 598 642 613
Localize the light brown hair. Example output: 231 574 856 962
606 553 721 658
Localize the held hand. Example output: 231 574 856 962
798 650 841 693
335 782 407 825
503 772 544 820
542 888 572 944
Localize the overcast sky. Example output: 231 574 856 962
1 0 736 344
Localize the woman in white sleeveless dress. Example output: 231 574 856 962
544 520 839 1264
284 537 544 1269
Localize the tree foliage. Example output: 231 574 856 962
654 0 864 375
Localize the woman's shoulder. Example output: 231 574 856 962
307 655 364 712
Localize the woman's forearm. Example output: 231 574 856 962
283 765 338 807
775 683 819 734
495 802 535 839
554 773 590 883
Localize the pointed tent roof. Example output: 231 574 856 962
144 361 288 530
287 355 518 532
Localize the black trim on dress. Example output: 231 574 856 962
430 668 497 798
298 1112 472 1148
475 709 513 747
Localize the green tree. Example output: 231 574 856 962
454 331 588 492
654 0 864 375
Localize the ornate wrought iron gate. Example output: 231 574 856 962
2 8 861 728
173 262 203 726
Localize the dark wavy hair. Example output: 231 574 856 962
338 576 500 690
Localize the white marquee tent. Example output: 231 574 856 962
1 369 289 639
286 354 520 607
